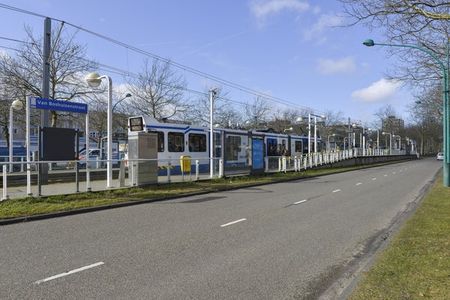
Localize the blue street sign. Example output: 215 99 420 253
31 97 88 114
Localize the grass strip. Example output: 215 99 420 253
350 172 450 299
0 162 404 220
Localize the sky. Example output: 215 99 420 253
0 0 415 125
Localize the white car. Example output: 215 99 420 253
436 152 444 160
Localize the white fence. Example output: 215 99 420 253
0 148 416 200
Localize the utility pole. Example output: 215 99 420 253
40 17 51 184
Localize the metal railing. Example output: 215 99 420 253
0 148 416 200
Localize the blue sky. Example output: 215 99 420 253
0 0 414 124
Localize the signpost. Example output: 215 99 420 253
25 96 90 195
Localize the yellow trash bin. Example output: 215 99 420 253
180 155 191 173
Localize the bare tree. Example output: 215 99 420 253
244 96 272 127
341 1 450 88
0 25 97 127
128 59 186 120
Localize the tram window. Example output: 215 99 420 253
267 138 278 156
158 132 164 152
189 133 206 152
295 141 303 152
168 132 184 152
225 135 241 161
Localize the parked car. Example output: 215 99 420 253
78 148 101 168
436 152 444 160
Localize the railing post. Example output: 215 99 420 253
167 161 171 183
20 157 24 172
265 157 269 172
195 159 200 181
119 160 125 187
2 165 9 201
219 159 224 178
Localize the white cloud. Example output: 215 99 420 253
317 57 356 75
250 0 310 20
303 13 344 43
352 78 402 103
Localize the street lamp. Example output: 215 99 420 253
85 72 113 188
301 113 325 154
112 93 132 112
209 88 218 178
9 100 23 173
364 38 449 186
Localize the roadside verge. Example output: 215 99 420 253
348 171 450 299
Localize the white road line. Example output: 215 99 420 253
392 172 396 174
294 199 307 205
332 189 341 193
221 218 247 227
384 174 388 177
34 262 104 284
356 182 362 186
372 177 377 180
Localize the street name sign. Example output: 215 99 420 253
31 97 88 114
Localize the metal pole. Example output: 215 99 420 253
106 76 113 188
26 96 31 196
377 130 380 151
9 105 13 173
314 116 317 153
362 126 366 156
209 89 215 178
443 42 450 186
307 113 311 155
41 17 51 184
85 113 91 192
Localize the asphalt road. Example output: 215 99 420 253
0 158 441 299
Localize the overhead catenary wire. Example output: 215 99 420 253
0 2 324 115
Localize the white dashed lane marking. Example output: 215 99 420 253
221 218 247 228
34 262 104 284
356 182 362 186
294 200 307 205
332 189 341 193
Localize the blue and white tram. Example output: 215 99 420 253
128 115 323 176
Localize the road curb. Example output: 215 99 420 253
0 158 416 226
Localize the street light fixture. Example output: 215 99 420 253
112 93 132 112
209 88 218 178
85 72 113 188
301 113 326 154
9 99 23 173
364 38 449 186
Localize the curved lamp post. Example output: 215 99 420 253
86 72 113 188
9 100 23 173
364 38 449 186
112 93 132 112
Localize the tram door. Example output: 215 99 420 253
252 137 264 173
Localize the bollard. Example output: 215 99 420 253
195 160 200 181
20 157 24 172
265 157 269 172
294 156 298 172
119 160 125 187
2 165 8 201
167 161 171 183
219 159 224 178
